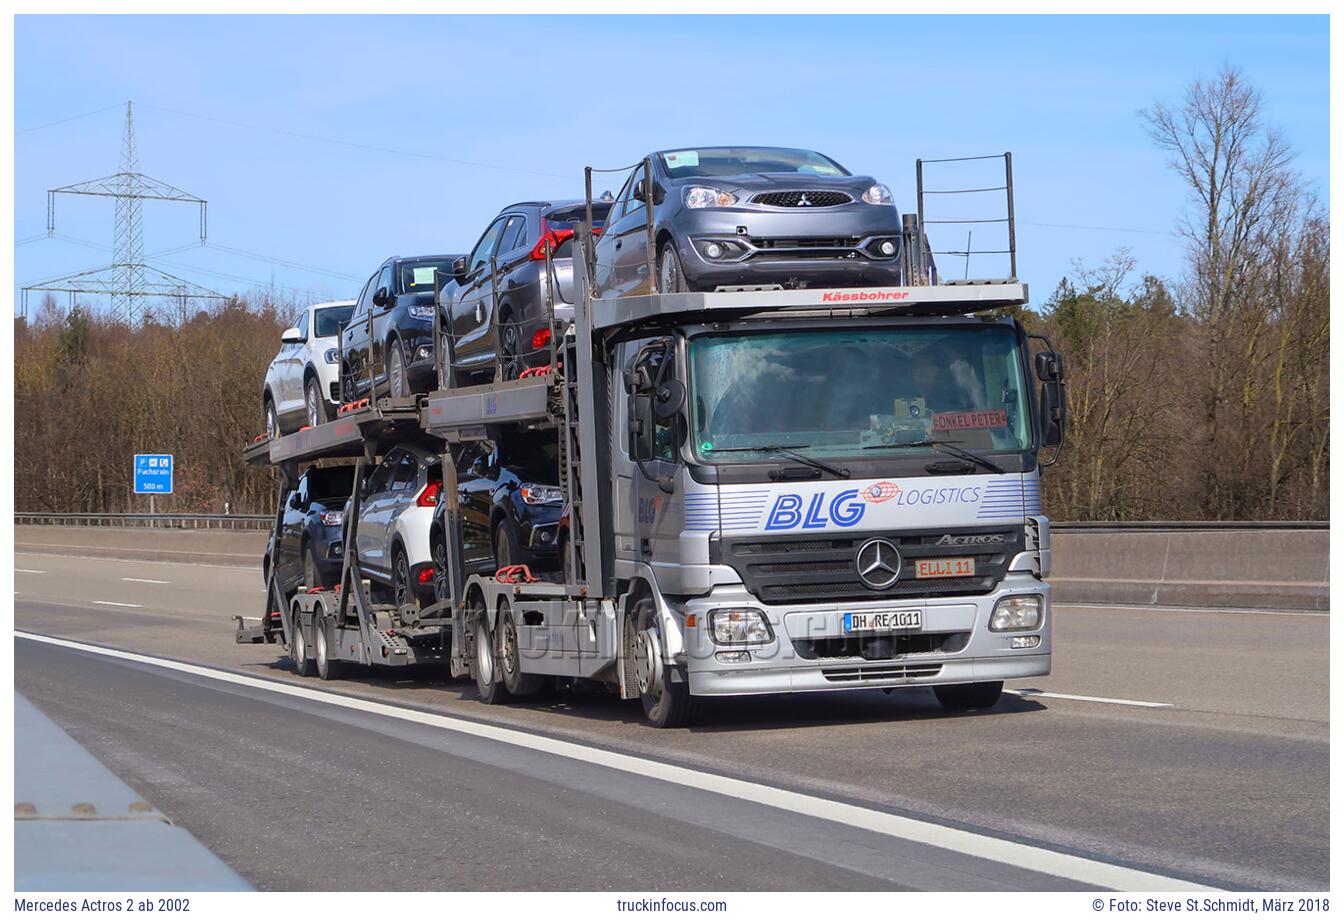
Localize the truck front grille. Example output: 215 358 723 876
821 663 943 683
713 527 1023 604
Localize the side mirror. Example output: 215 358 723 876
629 394 656 461
281 326 303 344
452 257 468 282
287 492 301 509
372 286 392 308
1035 350 1064 382
652 379 686 420
1038 381 1067 449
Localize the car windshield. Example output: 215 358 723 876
499 431 560 482
688 326 1032 463
313 305 353 339
399 260 457 296
307 466 355 502
658 147 849 179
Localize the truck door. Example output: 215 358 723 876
627 340 684 579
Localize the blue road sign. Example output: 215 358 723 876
134 454 174 494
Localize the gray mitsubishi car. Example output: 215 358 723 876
591 145 906 297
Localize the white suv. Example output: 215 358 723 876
262 300 356 437
351 444 441 610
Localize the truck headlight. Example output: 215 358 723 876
990 595 1043 632
708 608 773 645
323 347 340 364
685 186 737 209
861 183 894 205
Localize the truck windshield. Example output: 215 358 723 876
688 326 1033 464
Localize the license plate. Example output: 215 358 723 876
916 557 975 579
844 610 922 633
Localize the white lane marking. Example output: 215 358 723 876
1008 689 1173 709
91 601 143 609
15 549 254 571
1058 603 1327 619
15 630 1214 892
122 577 171 585
15 568 46 574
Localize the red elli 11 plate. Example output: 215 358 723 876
915 557 976 579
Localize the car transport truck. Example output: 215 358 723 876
237 153 1067 727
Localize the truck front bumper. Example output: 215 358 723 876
679 574 1051 696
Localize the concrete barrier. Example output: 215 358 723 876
14 524 1329 611
1050 528 1329 610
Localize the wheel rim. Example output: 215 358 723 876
391 347 407 396
265 403 277 439
500 322 520 380
499 615 518 680
316 627 327 671
306 383 320 427
293 620 306 664
634 624 663 699
475 612 494 685
432 541 449 603
659 253 676 293
394 555 411 608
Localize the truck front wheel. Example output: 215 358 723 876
933 681 1004 711
629 595 698 728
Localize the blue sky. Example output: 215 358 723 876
14 14 1330 314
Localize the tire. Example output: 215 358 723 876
471 593 509 704
934 681 1004 711
290 607 315 677
494 520 520 571
264 395 279 440
303 544 322 590
498 310 521 382
628 595 699 728
392 548 417 611
315 619 343 681
658 243 690 294
431 533 451 604
304 376 328 427
388 340 410 398
438 328 457 389
496 598 545 698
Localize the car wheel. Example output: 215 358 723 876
303 544 322 590
392 548 416 610
304 377 327 427
432 534 451 604
497 598 545 698
339 362 356 404
438 328 458 389
628 594 699 728
658 243 689 294
934 681 1004 711
264 396 279 440
388 340 410 398
498 311 521 381
494 520 520 571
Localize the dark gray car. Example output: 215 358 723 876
439 199 612 385
592 146 906 297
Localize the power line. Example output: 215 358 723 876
16 102 127 135
203 242 362 281
1019 220 1175 236
137 102 576 181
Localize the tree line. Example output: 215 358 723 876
12 69 1327 521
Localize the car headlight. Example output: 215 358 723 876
323 347 340 364
990 595 1043 632
708 607 774 646
320 510 344 526
407 304 436 319
861 183 894 205
685 186 737 209
520 484 564 505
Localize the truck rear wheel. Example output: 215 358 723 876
471 594 509 704
934 681 1004 711
315 618 343 681
497 598 545 698
629 595 698 728
290 605 314 677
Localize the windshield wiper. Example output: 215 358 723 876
862 439 1004 475
708 445 851 479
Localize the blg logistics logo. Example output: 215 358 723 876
763 482 984 531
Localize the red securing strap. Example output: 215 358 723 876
305 585 328 594
252 434 268 443
494 564 539 585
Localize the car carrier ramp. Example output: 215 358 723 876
242 396 426 467
421 373 561 438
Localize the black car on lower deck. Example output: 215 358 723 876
341 254 465 400
263 464 357 597
430 430 565 585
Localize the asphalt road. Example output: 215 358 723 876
13 547 1329 891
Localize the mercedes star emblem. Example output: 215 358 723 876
855 538 901 590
